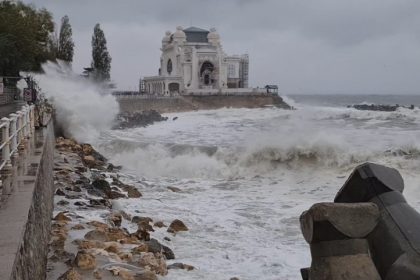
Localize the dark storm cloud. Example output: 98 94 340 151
24 0 420 94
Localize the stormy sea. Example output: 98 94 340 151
37 64 420 280
89 95 419 279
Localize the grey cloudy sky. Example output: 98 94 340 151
25 0 420 94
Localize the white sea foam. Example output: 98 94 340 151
93 105 420 279
33 61 119 143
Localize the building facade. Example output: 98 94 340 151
143 26 249 96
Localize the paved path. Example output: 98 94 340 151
0 102 26 119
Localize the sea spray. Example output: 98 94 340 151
33 61 119 143
93 101 420 279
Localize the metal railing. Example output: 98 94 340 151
0 105 35 172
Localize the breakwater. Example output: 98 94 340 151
300 163 420 279
117 94 291 113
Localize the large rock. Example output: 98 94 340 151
106 228 130 242
132 216 153 225
167 186 182 193
134 271 158 280
110 213 123 227
112 177 142 198
87 220 109 231
153 221 166 228
167 262 195 270
73 239 106 250
108 190 127 199
83 155 96 168
167 219 188 233
145 238 175 259
347 104 415 112
89 198 112 208
123 185 142 198
131 243 149 254
74 250 96 270
138 252 168 275
104 242 121 254
57 268 82 280
53 212 72 222
56 138 78 150
115 110 168 129
49 249 75 263
85 230 108 242
92 179 112 197
82 143 94 155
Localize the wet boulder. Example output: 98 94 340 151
57 268 82 280
91 179 112 197
74 250 96 270
167 219 188 233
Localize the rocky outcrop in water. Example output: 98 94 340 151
347 104 415 111
114 110 168 129
48 137 193 280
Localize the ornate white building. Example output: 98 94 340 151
143 26 249 96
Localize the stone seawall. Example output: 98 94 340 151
0 122 55 280
118 95 290 113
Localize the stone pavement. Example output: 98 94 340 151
0 101 26 119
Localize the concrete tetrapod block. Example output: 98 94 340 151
334 162 404 203
300 202 381 280
333 162 420 279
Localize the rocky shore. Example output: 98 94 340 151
47 137 193 280
114 110 169 129
347 103 415 112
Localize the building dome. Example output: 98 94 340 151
173 26 186 42
207 28 220 45
162 31 171 47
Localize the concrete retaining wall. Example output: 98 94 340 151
0 122 55 280
118 94 290 113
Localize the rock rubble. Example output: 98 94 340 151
48 137 192 280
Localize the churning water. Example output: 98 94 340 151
94 96 420 280
35 65 420 280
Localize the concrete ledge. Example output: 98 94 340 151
0 122 54 280
118 94 290 113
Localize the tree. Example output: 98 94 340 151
91 23 111 82
57 15 74 63
0 1 56 78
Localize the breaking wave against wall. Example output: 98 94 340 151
33 61 119 143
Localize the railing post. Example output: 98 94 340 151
24 106 30 137
18 110 24 141
1 117 11 168
9 113 17 155
15 111 21 145
21 107 27 138
24 106 29 137
29 105 34 132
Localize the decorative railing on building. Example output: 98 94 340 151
113 88 278 99
0 105 35 174
184 88 276 96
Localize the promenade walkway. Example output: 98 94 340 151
0 101 26 119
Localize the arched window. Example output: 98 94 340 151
200 61 214 76
167 59 173 75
